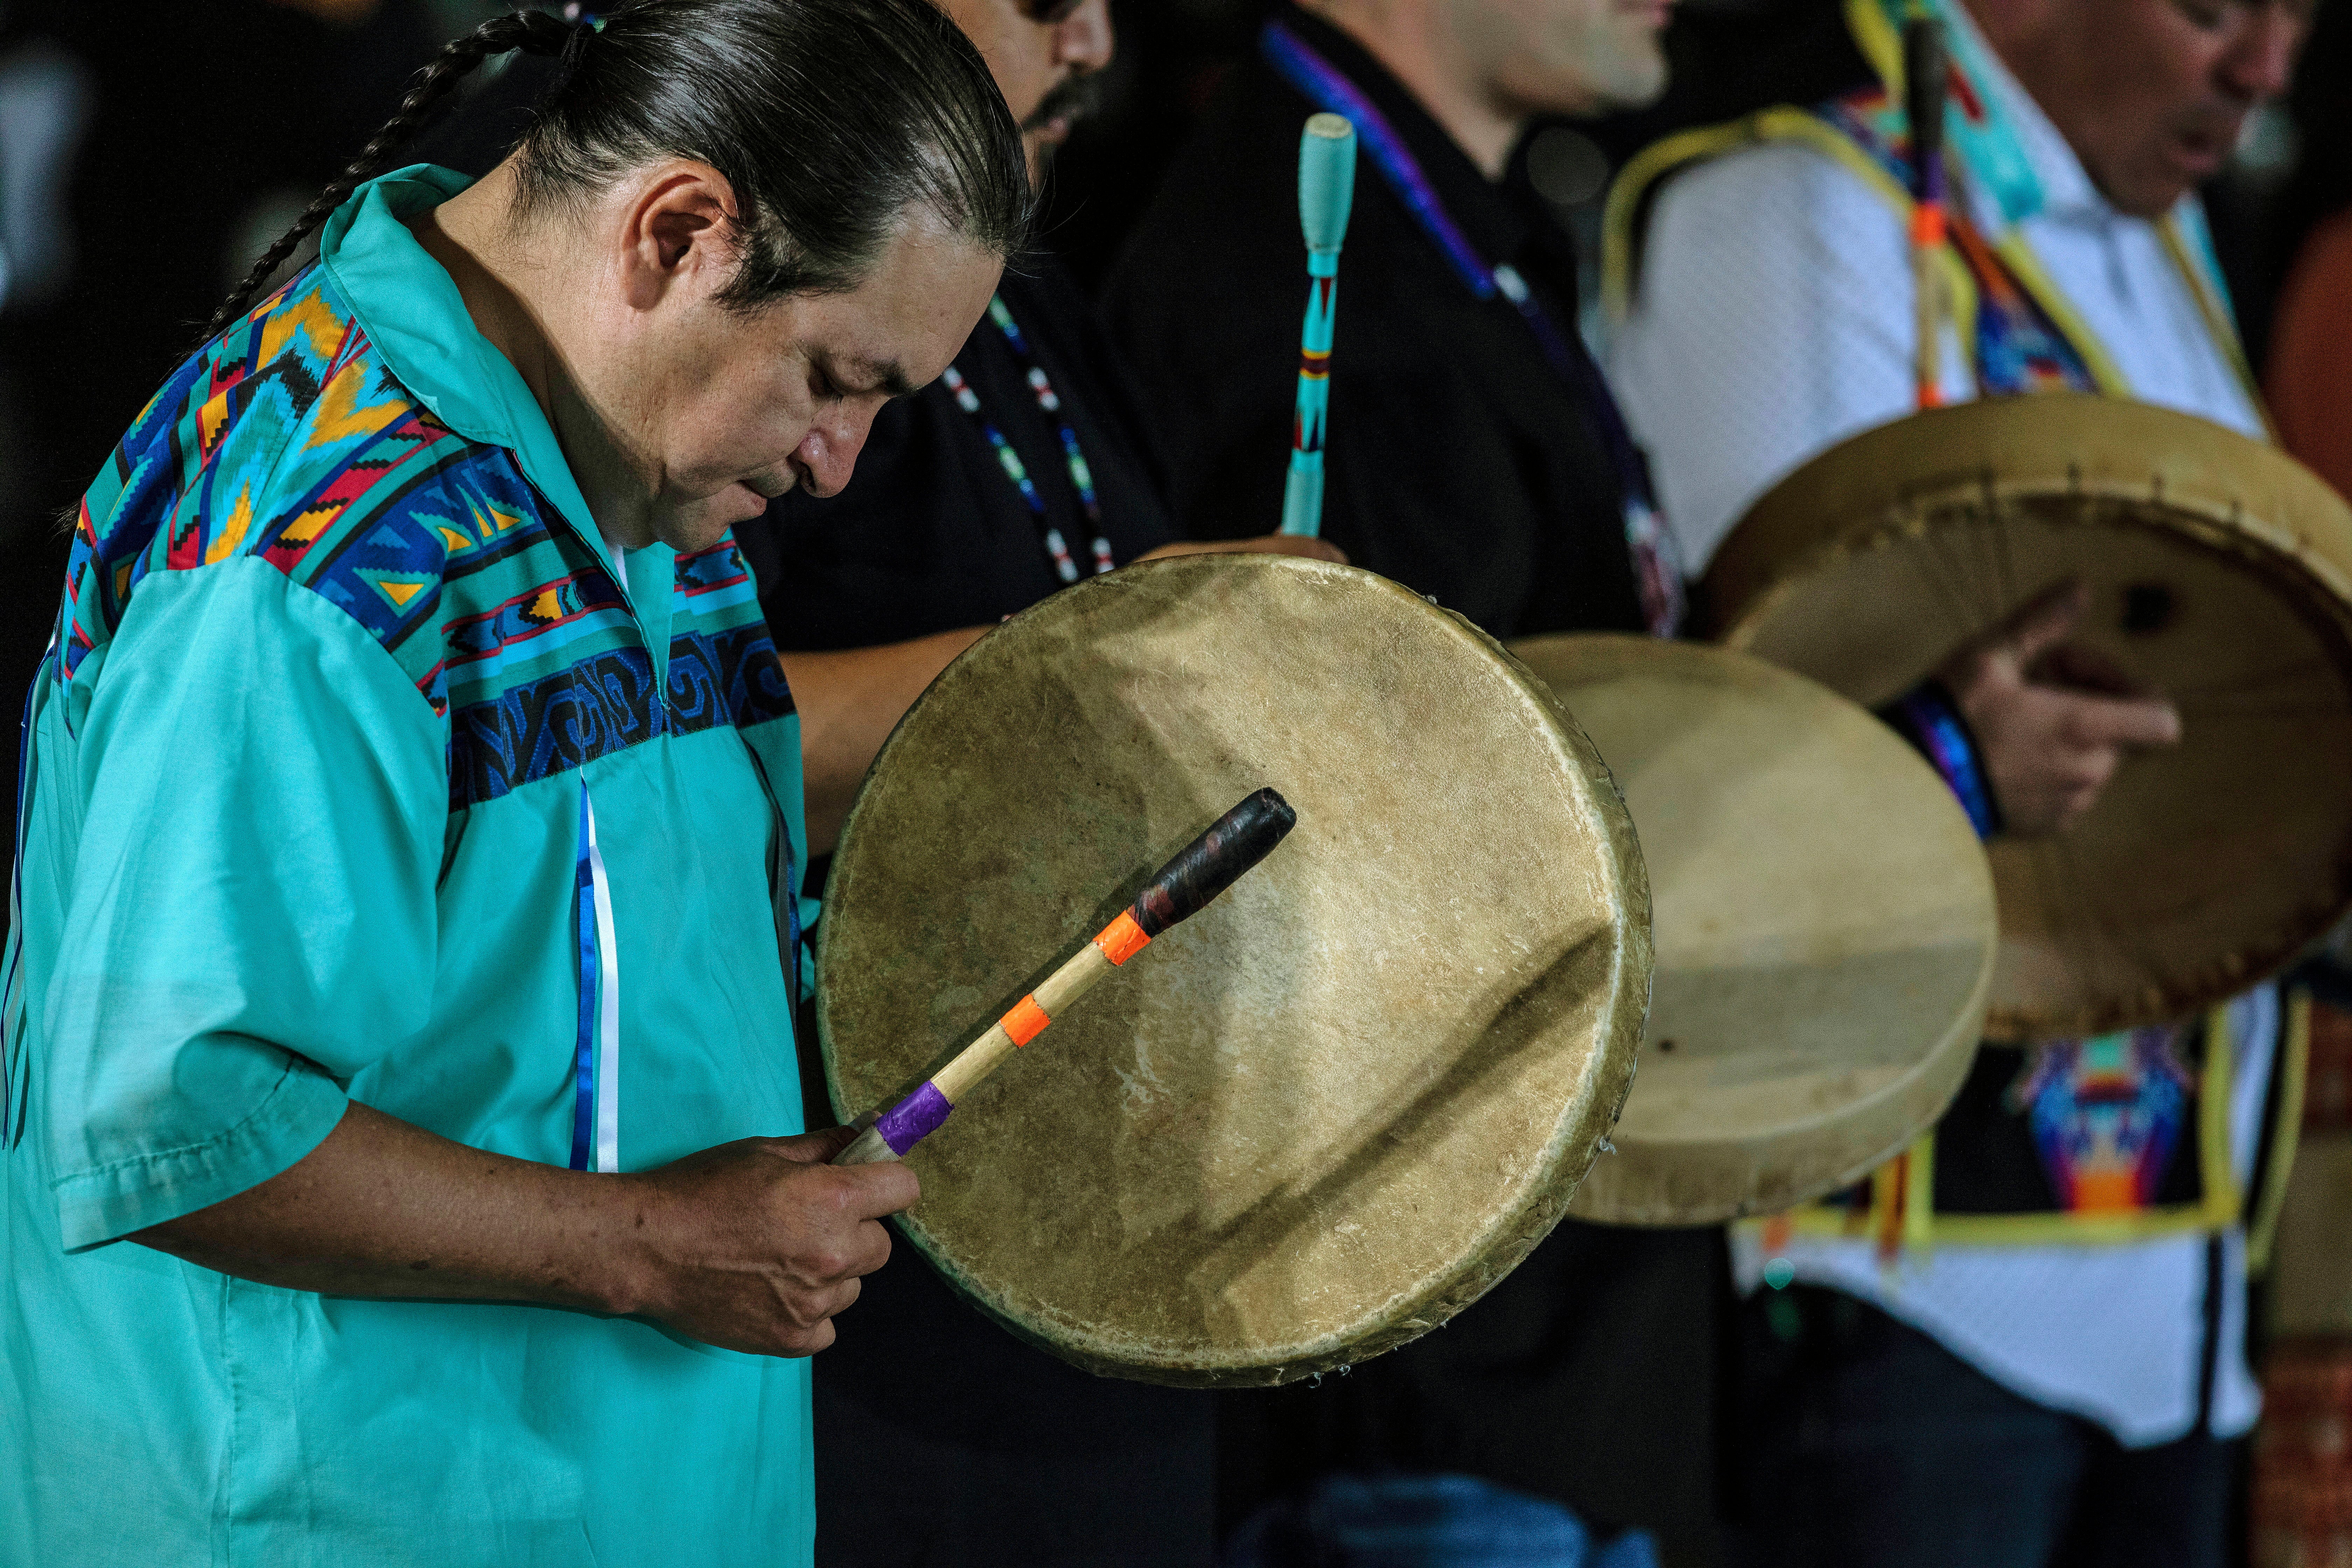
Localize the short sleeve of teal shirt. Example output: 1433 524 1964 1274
44 557 442 1249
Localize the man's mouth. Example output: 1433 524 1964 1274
2169 108 2246 176
728 474 796 516
1023 71 1104 141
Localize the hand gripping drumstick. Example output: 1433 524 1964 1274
1904 7 1949 410
1278 113 1358 538
833 789 1298 1167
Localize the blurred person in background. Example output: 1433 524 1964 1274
1104 0 1694 1560
1105 0 2178 1559
1609 0 2311 1562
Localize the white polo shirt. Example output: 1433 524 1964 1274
1607 4 2271 1446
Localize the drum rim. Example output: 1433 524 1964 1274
1703 395 2352 1040
814 553 1654 1386
1512 633 1995 1225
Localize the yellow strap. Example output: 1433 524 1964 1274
1601 105 1976 340
2156 217 2277 443
2197 1001 2242 1227
1846 0 1904 91
1903 1131 1937 1252
1599 111 1818 321
2247 988 2311 1274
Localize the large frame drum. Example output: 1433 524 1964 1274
1708 396 2352 1040
816 555 1649 1386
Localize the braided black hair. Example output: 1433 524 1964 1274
203 0 1030 341
207 11 570 339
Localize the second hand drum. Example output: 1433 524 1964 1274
1513 635 1997 1225
1708 396 2352 1040
817 553 1650 1386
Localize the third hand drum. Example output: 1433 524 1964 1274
1513 635 1997 1225
816 553 1648 1386
1708 395 2352 1041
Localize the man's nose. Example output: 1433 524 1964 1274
2219 3 2302 102
795 408 876 500
1057 0 1114 76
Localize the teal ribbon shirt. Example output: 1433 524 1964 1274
1 167 819 1563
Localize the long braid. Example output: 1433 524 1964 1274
201 9 574 342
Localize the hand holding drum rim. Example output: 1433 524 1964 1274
1934 578 2185 835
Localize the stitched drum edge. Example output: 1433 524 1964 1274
1705 397 2352 1041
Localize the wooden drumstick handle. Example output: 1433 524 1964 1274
834 789 1298 1166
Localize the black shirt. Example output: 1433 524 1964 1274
742 261 1176 649
1100 6 1648 641
1102 12 1719 1555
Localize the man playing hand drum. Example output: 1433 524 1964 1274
0 4 1028 1563
1610 0 2311 1559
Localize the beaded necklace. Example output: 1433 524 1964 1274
942 296 1115 584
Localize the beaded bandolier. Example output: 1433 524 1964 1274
1804 89 2099 397
1602 0 2301 1259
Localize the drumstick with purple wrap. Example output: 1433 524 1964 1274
833 788 1298 1167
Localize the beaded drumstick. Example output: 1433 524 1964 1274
833 789 1298 1166
1905 7 1950 410
1279 113 1358 538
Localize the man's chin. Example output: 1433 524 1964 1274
1607 35 1672 114
1528 38 1670 120
653 487 768 554
2098 153 2205 221
1023 129 1066 186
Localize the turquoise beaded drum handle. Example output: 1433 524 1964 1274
1279 112 1358 538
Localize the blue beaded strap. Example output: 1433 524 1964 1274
941 295 1113 585
1880 680 2002 839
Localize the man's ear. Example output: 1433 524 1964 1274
616 161 742 311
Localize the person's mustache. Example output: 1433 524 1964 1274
1022 70 1105 132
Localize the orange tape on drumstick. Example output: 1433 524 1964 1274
834 789 1296 1166
1001 995 1051 1047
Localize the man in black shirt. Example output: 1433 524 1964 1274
735 5 1334 1564
1102 1 1707 1559
1102 1 1683 645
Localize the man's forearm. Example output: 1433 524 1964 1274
132 1100 910 1358
779 627 988 855
134 1101 652 1315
